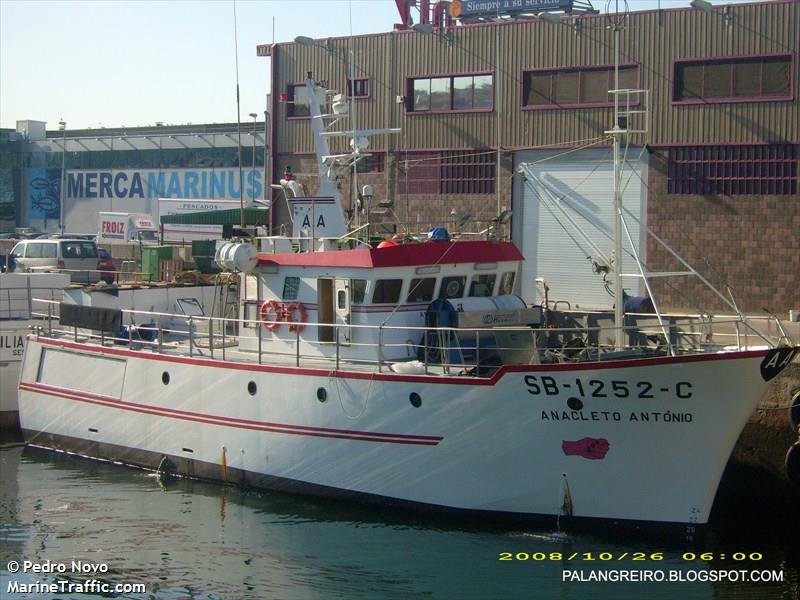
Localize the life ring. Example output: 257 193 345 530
259 300 284 331
286 302 308 333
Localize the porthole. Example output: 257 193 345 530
248 381 257 396
567 397 583 411
162 371 170 385
409 392 422 408
317 387 327 402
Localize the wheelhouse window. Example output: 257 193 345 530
667 144 797 195
523 65 638 108
439 276 466 299
469 274 496 297
498 272 515 296
408 73 493 113
285 83 322 118
372 279 403 304
347 77 370 99
243 302 259 329
351 279 367 304
673 54 792 103
282 276 300 300
407 278 436 303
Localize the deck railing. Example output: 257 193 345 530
27 298 787 377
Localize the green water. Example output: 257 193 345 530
1 440 797 599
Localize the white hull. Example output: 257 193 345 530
18 336 784 527
0 321 33 428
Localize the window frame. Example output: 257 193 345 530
372 279 404 304
285 82 314 120
469 274 497 297
439 276 467 300
407 277 437 303
521 63 640 111
671 53 794 105
666 144 797 196
282 276 300 300
406 71 494 115
346 77 370 99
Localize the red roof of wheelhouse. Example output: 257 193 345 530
256 240 524 269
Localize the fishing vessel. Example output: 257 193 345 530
17 77 797 535
1 272 69 428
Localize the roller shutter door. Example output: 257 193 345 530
512 148 648 310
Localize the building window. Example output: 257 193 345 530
355 152 384 174
285 83 313 118
347 78 370 99
398 151 496 195
441 151 495 194
523 65 638 109
667 145 797 195
673 54 792 103
407 73 493 113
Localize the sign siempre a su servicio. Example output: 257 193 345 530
458 0 573 18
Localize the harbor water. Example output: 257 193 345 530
1 434 798 600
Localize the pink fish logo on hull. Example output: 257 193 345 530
562 438 610 460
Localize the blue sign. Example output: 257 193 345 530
459 0 573 17
64 168 263 202
26 168 61 219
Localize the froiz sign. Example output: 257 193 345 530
457 0 573 18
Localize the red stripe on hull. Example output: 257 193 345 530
19 382 443 446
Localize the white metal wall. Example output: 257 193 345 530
512 148 648 310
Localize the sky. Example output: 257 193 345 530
0 0 764 131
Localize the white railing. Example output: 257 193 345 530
27 299 786 377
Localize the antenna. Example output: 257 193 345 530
233 0 244 229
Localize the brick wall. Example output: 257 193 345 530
647 150 799 316
272 151 515 241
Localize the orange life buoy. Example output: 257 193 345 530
285 302 308 333
259 300 284 331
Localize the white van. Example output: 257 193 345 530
8 238 101 283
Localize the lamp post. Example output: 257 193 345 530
249 112 258 204
58 120 66 234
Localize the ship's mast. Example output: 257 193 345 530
609 0 626 350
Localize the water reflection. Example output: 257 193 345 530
0 443 797 600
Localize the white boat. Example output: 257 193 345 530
1 268 234 429
1 272 70 428
18 78 797 535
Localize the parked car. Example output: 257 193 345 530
8 238 101 283
97 248 115 284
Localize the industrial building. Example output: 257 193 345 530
1 0 797 315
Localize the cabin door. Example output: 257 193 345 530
334 278 352 346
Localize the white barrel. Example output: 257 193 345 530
214 242 257 272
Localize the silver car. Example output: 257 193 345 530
8 238 101 283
